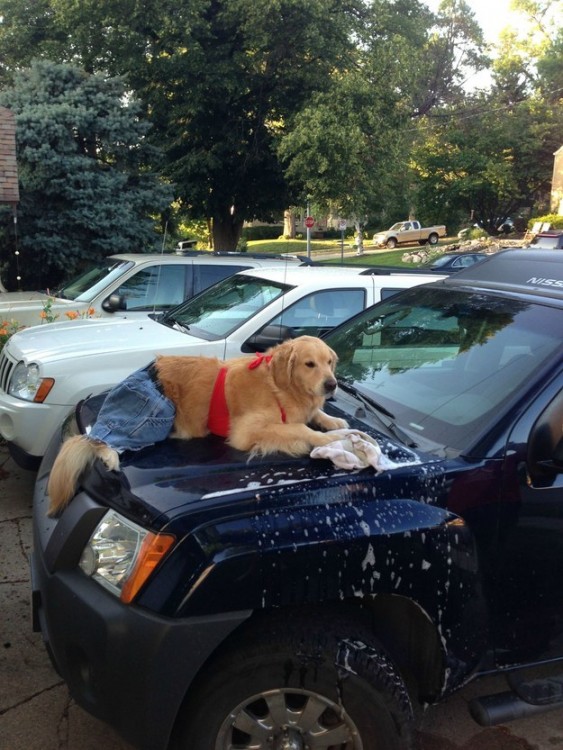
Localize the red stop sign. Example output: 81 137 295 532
305 216 314 228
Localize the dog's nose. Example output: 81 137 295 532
324 378 337 394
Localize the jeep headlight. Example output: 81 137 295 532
79 510 175 603
9 361 55 402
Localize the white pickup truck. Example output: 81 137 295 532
373 220 447 248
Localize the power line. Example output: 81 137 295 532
408 85 563 130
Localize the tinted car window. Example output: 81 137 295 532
192 264 251 295
116 265 187 311
169 274 287 339
429 254 484 269
61 261 134 301
327 287 563 454
267 289 365 337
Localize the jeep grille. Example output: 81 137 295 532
0 349 16 393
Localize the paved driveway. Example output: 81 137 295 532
1 442 562 750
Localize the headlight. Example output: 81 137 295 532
9 361 54 402
79 510 175 603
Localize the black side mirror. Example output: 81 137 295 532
536 437 563 474
528 398 563 476
102 293 126 313
242 324 296 353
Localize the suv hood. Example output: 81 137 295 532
8 316 186 362
80 431 444 536
0 289 65 311
75 394 431 529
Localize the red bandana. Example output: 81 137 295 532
248 353 273 369
207 354 286 438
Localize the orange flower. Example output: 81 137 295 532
65 311 79 320
88 308 95 317
0 328 7 336
39 311 47 319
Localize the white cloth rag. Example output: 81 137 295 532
310 429 401 471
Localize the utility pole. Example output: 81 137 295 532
305 197 314 260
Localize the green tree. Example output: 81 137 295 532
0 0 436 249
1 0 553 249
0 0 144 82
277 0 488 238
412 0 489 115
409 92 561 232
489 0 562 99
0 60 172 289
130 0 366 250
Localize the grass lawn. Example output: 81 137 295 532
247 237 459 267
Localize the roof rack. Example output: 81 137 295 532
173 247 313 264
358 265 450 276
210 250 308 262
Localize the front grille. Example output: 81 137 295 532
0 349 16 393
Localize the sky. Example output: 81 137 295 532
423 0 519 88
462 0 515 42
424 0 516 43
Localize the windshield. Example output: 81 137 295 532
428 255 449 268
56 260 134 301
531 235 561 249
163 274 288 339
326 287 563 455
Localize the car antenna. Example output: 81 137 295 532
151 220 169 315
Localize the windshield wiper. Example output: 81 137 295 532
162 314 191 333
337 381 418 448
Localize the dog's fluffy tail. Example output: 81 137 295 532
47 435 120 517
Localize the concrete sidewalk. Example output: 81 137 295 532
1 440 562 749
0 443 134 750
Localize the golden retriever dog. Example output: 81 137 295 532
47 336 349 516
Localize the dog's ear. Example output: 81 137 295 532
328 345 339 371
270 339 296 390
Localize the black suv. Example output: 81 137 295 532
31 250 563 750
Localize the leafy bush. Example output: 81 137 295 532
464 227 489 240
241 225 284 241
528 214 563 229
0 319 23 353
0 298 97 353
175 219 210 249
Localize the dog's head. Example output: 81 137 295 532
269 336 338 398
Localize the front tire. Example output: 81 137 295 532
173 619 415 750
386 238 398 249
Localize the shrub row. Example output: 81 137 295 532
529 214 563 229
241 225 284 241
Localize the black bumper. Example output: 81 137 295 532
31 487 250 750
8 439 42 470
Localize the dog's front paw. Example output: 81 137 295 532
324 416 349 431
316 429 351 445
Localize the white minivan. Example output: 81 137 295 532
0 265 444 468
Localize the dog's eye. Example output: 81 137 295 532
305 360 316 368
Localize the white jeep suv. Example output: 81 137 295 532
0 265 444 468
